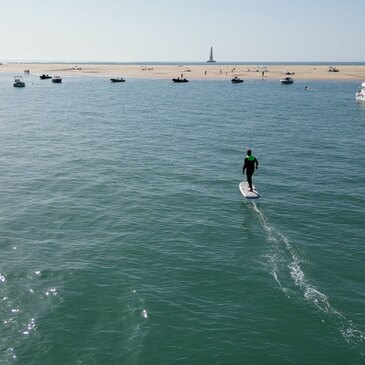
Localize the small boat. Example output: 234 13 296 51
355 82 365 102
280 77 294 84
110 77 126 83
172 77 189 83
40 74 52 80
13 76 25 87
231 77 243 83
52 75 62 83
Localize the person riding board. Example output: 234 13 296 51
242 149 259 191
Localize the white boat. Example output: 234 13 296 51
355 82 365 102
13 76 25 87
280 77 294 84
52 75 62 83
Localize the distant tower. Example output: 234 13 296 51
207 46 216 63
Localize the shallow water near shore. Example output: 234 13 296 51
0 73 364 364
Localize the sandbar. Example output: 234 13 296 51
1 63 365 81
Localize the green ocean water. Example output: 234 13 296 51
0 73 364 364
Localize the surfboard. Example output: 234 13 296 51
239 182 260 199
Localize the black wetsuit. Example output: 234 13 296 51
242 156 259 190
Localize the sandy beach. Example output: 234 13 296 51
1 62 365 81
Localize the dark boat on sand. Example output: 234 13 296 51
40 74 52 79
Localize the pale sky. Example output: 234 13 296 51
1 0 364 62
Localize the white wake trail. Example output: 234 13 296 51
251 202 365 354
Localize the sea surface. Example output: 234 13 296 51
0 73 364 365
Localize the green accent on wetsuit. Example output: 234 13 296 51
247 155 256 161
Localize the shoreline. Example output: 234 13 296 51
1 63 365 81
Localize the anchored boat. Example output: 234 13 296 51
13 76 25 87
52 75 62 83
355 82 365 102
280 77 294 84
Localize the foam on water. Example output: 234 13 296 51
252 202 365 355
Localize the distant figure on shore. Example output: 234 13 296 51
242 149 259 192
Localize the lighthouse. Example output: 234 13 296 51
207 46 216 63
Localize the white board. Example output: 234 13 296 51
239 182 260 199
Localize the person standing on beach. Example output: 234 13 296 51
242 149 259 191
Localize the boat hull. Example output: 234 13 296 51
13 76 25 87
172 78 189 83
356 94 365 102
356 83 365 101
280 80 294 84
